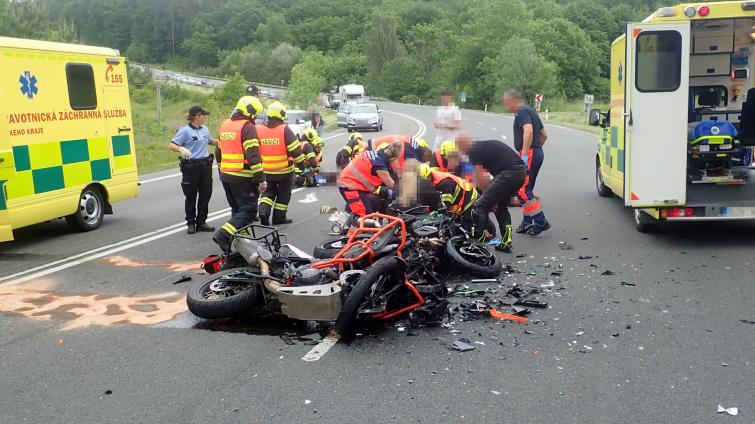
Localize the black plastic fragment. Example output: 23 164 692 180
172 274 192 284
601 270 616 276
515 299 548 308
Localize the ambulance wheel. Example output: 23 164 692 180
634 209 658 233
66 186 104 232
596 159 612 197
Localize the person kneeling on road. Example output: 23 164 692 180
338 142 403 217
456 134 526 253
336 132 368 171
295 128 319 187
429 139 460 174
418 164 479 216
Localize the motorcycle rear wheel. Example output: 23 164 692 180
187 268 264 319
445 236 502 278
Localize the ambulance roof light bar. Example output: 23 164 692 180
656 7 678 18
742 2 755 11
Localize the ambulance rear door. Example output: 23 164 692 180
624 21 690 207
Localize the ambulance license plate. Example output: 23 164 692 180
699 145 710 152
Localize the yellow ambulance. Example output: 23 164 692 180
0 37 138 241
590 1 755 231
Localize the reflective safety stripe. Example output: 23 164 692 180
222 222 237 235
273 203 288 211
218 119 250 175
343 145 352 153
223 169 255 177
259 197 274 206
257 124 289 174
242 138 259 149
434 149 448 172
287 140 301 152
431 170 473 214
522 199 542 217
345 166 376 192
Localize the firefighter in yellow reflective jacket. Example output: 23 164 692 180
336 132 368 170
295 128 320 187
429 140 460 174
213 96 265 251
257 101 305 225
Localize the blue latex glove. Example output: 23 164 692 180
521 154 529 166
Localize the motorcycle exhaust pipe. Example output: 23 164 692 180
258 260 282 293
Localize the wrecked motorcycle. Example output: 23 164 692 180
315 207 502 278
187 214 420 322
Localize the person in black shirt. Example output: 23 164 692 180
456 134 526 253
504 89 550 235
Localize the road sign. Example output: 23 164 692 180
460 91 467 103
584 94 594 105
535 94 543 103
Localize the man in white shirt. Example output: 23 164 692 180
433 88 462 150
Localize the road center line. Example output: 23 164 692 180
302 334 340 362
381 109 426 139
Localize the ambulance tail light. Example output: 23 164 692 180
665 208 696 218
698 5 710 17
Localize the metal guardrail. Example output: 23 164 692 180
129 62 289 92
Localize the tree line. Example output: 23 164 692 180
2 0 684 108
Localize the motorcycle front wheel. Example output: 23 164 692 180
445 236 502 278
334 256 407 338
186 268 264 319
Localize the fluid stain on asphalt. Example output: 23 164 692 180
99 255 200 273
0 286 187 330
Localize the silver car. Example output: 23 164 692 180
337 104 350 128
347 103 383 132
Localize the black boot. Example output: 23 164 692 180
259 213 270 226
187 224 196 234
196 223 215 232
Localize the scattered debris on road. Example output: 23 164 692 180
450 339 476 352
172 274 192 285
717 405 738 416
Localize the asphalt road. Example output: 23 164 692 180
1 103 753 423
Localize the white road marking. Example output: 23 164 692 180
301 334 340 362
0 188 305 285
139 132 346 185
491 127 497 131
477 121 484 125
501 134 508 140
381 110 426 139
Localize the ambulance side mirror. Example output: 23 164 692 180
589 109 602 127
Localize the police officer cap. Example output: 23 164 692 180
188 105 210 119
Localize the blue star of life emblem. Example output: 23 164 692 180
20 71 38 99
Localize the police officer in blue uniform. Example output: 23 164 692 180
169 105 217 234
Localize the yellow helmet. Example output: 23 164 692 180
266 101 287 121
312 136 325 149
418 163 432 179
440 140 458 157
303 127 318 141
349 132 363 142
234 96 263 119
416 138 430 149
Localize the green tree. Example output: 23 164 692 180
363 11 404 94
529 18 601 99
288 56 326 109
483 36 560 105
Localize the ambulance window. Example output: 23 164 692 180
66 63 97 110
635 31 682 92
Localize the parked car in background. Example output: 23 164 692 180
347 103 383 132
285 110 313 138
337 104 350 128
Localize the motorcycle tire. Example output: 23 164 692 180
334 256 407 338
312 235 371 259
186 268 264 319
445 236 502 278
